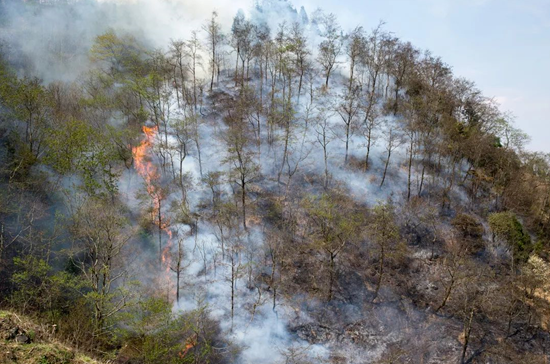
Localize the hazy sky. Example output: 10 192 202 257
293 0 550 153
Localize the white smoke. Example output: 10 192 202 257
0 1 470 362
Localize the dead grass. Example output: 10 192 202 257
0 311 105 364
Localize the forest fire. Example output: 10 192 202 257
132 125 175 299
178 334 198 359
4 0 550 362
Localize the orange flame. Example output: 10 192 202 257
178 334 198 359
132 125 176 299
133 126 162 218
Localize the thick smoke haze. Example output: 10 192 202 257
0 0 253 82
1 1 548 363
1 0 547 151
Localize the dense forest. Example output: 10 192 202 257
1 0 550 363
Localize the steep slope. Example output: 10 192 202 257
0 1 549 363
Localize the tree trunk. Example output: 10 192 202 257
365 130 372 171
407 137 414 200
460 309 474 364
210 46 215 92
298 65 304 98
373 245 384 302
328 252 336 301
380 148 392 187
345 122 350 165
235 48 240 87
435 275 454 312
158 198 163 266
241 180 247 230
230 256 235 331
323 144 329 189
194 134 203 178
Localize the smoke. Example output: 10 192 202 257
0 0 321 82
168 222 330 363
0 1 475 362
0 0 251 82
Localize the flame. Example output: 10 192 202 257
178 334 198 359
132 125 176 299
133 126 162 219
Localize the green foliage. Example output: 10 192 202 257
368 203 401 245
366 202 406 261
43 119 95 175
10 256 85 321
121 297 227 364
488 211 532 261
90 30 146 79
122 297 182 363
0 76 52 155
43 119 123 197
302 193 363 300
69 199 136 342
302 193 361 252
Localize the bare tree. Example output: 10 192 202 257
203 11 223 92
345 26 366 92
282 104 314 198
289 22 310 97
336 87 361 165
380 125 402 187
314 107 336 189
185 31 203 111
361 105 379 171
168 39 188 109
231 11 256 87
402 112 418 200
316 13 342 88
170 226 190 303
223 99 260 229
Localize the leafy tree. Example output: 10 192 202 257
70 198 136 342
122 297 234 364
43 118 95 175
367 202 404 302
488 211 532 263
1 76 53 160
10 255 81 319
303 193 361 301
90 30 146 80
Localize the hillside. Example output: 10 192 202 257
0 311 106 364
0 0 549 363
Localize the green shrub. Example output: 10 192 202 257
488 211 532 261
